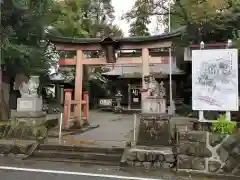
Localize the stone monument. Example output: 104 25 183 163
137 76 172 146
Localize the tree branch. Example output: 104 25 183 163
175 0 190 25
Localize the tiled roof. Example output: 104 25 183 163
47 27 185 45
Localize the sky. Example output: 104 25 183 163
111 0 164 36
111 0 135 36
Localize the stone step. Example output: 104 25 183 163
38 144 124 154
32 150 122 162
30 157 120 166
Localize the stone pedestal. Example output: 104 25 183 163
10 91 47 139
141 98 150 113
137 113 172 146
4 75 59 140
137 79 172 146
17 97 43 112
158 98 166 113
143 97 166 113
11 110 46 125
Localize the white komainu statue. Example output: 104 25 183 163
148 76 158 97
18 76 40 98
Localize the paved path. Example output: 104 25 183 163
48 113 197 147
54 113 197 147
62 111 135 147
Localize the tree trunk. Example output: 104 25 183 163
0 82 10 120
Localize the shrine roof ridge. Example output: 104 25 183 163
47 27 184 45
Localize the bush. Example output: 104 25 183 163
212 114 237 134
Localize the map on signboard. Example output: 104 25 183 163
192 49 238 111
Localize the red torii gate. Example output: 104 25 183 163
48 31 181 128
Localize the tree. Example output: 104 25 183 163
124 0 240 43
80 0 122 37
47 0 88 37
166 0 240 44
173 0 237 42
1 0 56 75
1 0 58 120
124 0 153 36
48 0 123 38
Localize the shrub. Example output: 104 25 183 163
212 114 237 134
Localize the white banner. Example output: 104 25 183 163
192 49 238 111
99 99 112 106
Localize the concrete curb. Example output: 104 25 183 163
0 140 125 166
64 124 99 133
28 157 120 166
175 169 240 180
29 143 124 166
48 124 99 137
37 144 124 153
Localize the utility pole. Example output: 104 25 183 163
168 0 173 114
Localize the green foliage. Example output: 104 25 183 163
212 114 237 134
123 0 240 43
124 0 152 36
1 0 123 76
48 0 89 37
1 0 56 75
170 0 240 43
48 0 123 38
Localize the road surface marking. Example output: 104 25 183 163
0 166 162 180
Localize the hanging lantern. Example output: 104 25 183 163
101 37 117 63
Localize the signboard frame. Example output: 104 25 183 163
192 49 238 111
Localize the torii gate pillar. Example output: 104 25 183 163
74 50 83 123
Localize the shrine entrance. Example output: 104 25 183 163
48 30 182 128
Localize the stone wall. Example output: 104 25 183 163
177 130 240 175
121 147 176 169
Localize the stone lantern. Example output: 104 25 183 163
115 90 123 110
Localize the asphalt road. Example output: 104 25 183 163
0 156 183 180
0 171 118 180
0 156 228 180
